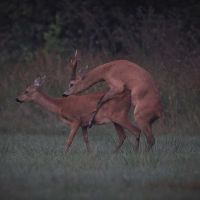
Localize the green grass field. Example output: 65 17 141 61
0 126 200 200
0 48 200 200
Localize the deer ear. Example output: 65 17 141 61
34 77 41 87
34 75 46 87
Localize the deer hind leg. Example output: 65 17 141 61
65 121 80 153
113 123 126 153
81 126 91 152
135 117 155 151
134 104 159 151
88 79 125 128
113 117 141 152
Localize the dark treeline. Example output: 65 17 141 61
0 0 200 135
0 0 200 58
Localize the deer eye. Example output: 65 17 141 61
69 82 74 88
24 91 29 94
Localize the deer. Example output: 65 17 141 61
16 55 141 153
63 59 163 150
15 76 141 153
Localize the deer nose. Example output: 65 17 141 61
16 97 21 103
62 93 68 97
62 91 69 97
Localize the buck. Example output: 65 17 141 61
63 59 163 150
16 77 140 152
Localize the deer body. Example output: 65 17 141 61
34 92 131 126
66 60 161 109
64 59 163 150
16 77 140 152
32 91 131 127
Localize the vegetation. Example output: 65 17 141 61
0 0 200 199
0 132 200 200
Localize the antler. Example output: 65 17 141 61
69 50 78 82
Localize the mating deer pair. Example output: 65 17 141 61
16 53 162 152
63 56 162 150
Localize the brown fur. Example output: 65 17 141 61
63 60 163 150
16 78 140 152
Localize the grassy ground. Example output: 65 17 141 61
0 126 200 200
0 50 199 200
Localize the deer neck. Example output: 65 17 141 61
33 90 60 115
83 67 105 87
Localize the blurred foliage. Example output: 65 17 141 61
0 0 200 58
0 0 200 133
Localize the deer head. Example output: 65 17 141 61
62 50 83 96
16 76 46 103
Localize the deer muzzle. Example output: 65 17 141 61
16 97 23 103
62 91 69 97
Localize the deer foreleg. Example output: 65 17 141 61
65 121 80 152
81 127 91 152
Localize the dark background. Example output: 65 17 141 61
1 0 200 58
1 0 200 124
0 0 200 129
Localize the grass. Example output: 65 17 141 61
0 127 200 200
0 48 199 200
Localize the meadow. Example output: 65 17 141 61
0 127 200 200
0 47 200 199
